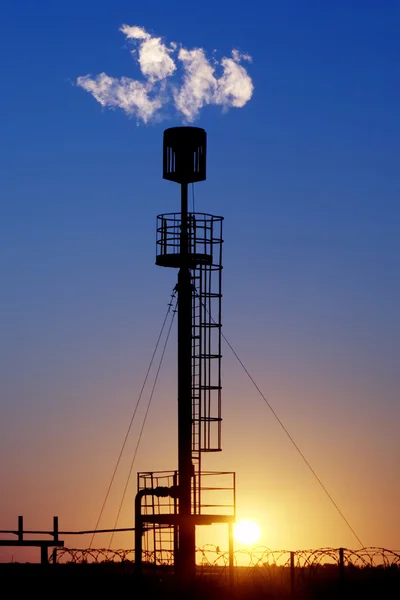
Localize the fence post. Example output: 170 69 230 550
339 547 345 585
290 551 295 598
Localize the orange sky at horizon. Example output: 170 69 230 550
0 335 398 564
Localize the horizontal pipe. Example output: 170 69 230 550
0 527 135 536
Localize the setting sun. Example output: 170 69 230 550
234 520 261 545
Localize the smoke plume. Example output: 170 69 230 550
77 25 253 124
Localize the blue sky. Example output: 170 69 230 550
0 1 399 558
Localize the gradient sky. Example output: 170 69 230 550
0 1 399 561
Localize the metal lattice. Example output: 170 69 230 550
137 471 178 565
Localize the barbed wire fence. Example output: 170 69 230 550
49 546 400 595
54 546 400 574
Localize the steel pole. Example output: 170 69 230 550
177 181 195 578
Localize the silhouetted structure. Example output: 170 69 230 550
135 127 236 579
0 516 63 564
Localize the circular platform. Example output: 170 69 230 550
156 253 212 268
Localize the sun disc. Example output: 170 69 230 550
234 519 261 545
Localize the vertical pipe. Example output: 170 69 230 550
173 471 179 575
218 218 223 449
53 516 59 543
18 516 23 542
151 473 157 566
228 522 234 586
40 545 48 565
177 181 195 578
233 473 236 520
134 490 146 579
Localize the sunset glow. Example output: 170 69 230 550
234 520 261 545
0 1 399 567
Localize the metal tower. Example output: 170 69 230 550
135 127 235 580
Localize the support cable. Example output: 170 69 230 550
222 331 364 548
108 299 177 548
89 290 176 548
195 290 364 548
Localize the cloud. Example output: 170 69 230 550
120 24 176 82
173 48 217 121
215 56 254 109
76 73 163 123
119 25 150 40
232 49 252 63
77 25 254 124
